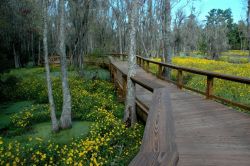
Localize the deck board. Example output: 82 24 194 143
111 58 250 166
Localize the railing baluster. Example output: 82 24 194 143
177 69 183 89
109 63 113 82
158 64 163 78
143 59 146 70
146 61 149 72
206 76 214 99
109 54 250 111
122 74 127 99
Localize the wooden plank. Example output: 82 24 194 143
109 57 250 166
131 76 165 92
130 88 179 166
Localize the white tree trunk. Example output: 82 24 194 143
118 23 123 54
162 0 172 79
58 0 72 129
124 0 139 125
248 0 250 62
43 0 59 132
38 40 41 65
31 33 35 65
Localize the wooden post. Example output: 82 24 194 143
113 68 117 86
109 63 112 81
110 64 114 83
122 74 127 99
206 76 214 99
146 61 149 72
142 59 145 69
157 64 163 78
177 69 183 89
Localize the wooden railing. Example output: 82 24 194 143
109 56 179 165
49 56 61 65
136 55 250 111
41 55 71 65
109 53 250 111
107 53 128 61
129 88 179 166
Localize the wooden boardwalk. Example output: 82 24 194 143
110 57 250 166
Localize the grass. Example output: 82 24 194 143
0 101 33 129
221 50 249 57
178 50 249 64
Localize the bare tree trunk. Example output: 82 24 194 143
139 27 148 56
118 26 123 54
58 0 72 129
13 43 20 68
248 0 250 62
147 0 153 54
162 0 172 79
31 33 35 65
124 0 139 126
43 0 59 132
38 39 41 65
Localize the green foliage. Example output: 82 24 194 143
6 104 50 136
0 108 143 165
0 75 20 101
82 66 110 80
16 77 48 103
0 68 46 102
89 48 106 57
2 74 122 134
219 56 249 64
0 67 143 165
0 101 33 129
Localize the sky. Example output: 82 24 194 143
175 0 247 23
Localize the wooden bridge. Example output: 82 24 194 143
108 54 250 166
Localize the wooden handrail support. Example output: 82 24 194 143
135 55 250 111
129 88 179 166
109 56 179 165
109 53 250 110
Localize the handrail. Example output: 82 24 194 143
136 55 250 84
129 88 179 166
109 56 179 166
137 55 250 111
110 53 250 111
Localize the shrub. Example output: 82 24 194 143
6 104 50 136
0 75 20 101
